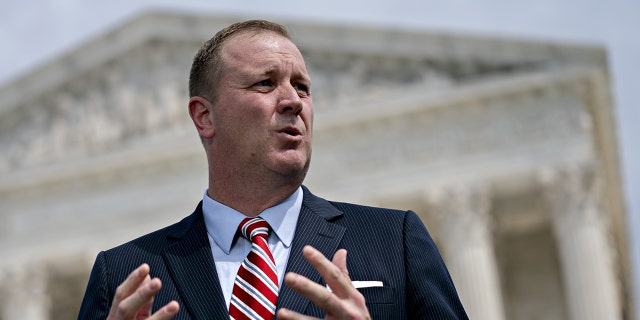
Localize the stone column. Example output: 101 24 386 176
540 164 620 320
425 184 506 320
0 263 51 320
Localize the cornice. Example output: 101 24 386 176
0 11 607 117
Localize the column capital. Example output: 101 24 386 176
423 183 494 244
424 183 492 216
538 162 606 231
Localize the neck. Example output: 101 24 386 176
208 170 303 217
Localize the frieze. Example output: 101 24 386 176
312 83 592 180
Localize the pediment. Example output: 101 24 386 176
0 11 608 175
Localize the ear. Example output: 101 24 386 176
188 96 216 139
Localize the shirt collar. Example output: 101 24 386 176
202 187 302 254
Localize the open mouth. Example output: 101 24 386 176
281 127 301 136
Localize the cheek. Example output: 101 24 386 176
224 102 269 128
304 111 314 132
219 95 278 137
304 101 314 121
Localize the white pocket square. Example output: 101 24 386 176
327 281 383 292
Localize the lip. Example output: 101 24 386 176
278 126 302 137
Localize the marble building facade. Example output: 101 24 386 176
0 12 634 319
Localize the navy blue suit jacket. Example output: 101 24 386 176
78 186 467 319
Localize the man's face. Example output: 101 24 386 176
210 31 313 181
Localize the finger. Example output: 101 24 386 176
284 272 345 316
115 277 163 319
302 246 354 298
277 307 320 320
147 301 180 320
137 275 154 318
332 249 349 277
109 264 151 316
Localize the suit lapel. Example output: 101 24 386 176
276 187 346 314
162 204 229 320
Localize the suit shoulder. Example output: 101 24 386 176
301 188 421 227
329 200 407 215
328 200 411 223
103 211 196 256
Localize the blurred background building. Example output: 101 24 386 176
0 10 636 320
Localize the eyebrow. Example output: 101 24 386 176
260 68 276 77
257 66 310 83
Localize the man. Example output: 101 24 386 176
78 20 468 320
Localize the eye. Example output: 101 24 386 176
293 83 310 96
253 79 274 90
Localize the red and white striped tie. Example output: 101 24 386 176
229 217 279 320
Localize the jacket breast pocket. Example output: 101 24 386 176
358 287 401 319
358 286 395 304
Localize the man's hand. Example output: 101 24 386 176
107 264 179 320
277 246 371 320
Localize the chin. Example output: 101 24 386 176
279 161 309 177
273 156 310 180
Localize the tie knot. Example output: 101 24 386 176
238 217 270 242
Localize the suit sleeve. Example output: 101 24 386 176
403 210 468 319
77 252 111 320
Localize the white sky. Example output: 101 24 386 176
1 0 638 314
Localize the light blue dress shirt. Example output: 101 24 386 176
201 187 302 309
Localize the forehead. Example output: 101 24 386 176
220 31 306 68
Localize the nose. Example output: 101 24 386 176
276 83 303 116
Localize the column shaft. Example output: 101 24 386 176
541 164 620 320
1 264 50 320
426 185 506 320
